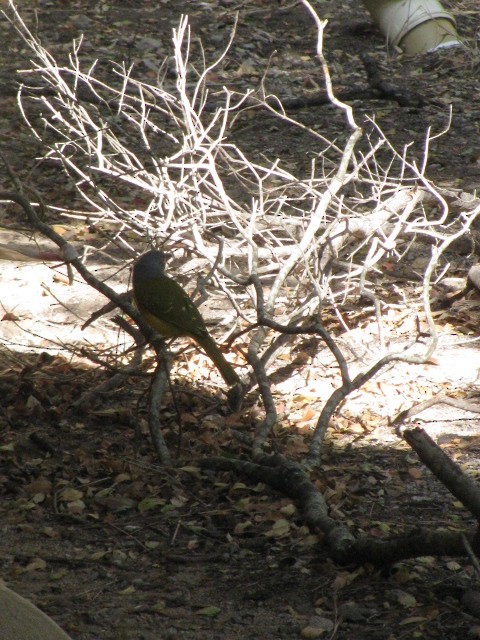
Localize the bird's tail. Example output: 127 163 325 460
196 334 240 386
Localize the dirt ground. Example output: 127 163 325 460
1 1 480 639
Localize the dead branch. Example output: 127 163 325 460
199 454 355 557
348 528 479 566
403 427 480 521
392 393 480 427
148 355 172 465
200 452 480 566
5 3 480 584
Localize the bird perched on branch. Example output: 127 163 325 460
132 250 240 387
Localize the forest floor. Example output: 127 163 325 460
1 1 480 639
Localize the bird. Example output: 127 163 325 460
132 250 240 387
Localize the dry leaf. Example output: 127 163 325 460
408 467 422 480
26 557 47 572
58 487 83 502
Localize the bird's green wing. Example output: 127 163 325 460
134 274 208 339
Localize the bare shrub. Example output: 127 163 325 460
4 3 480 566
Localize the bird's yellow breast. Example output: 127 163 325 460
135 303 185 338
